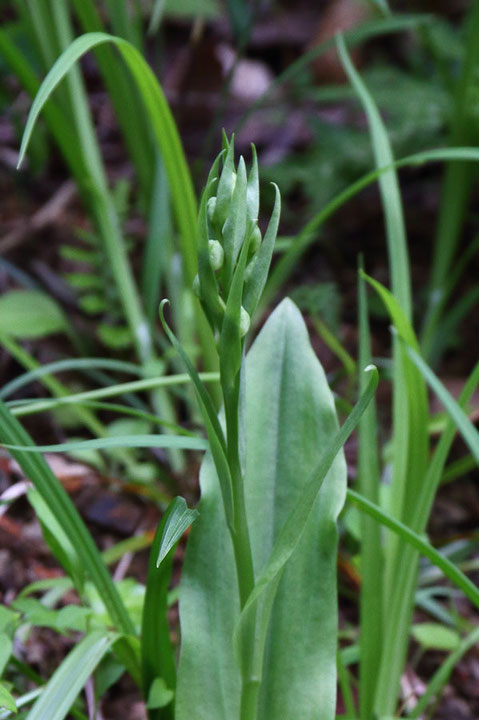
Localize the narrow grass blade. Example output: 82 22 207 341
2 435 208 454
361 273 429 714
160 301 234 527
237 13 432 134
346 489 479 610
0 332 105 438
422 3 479 360
0 358 142 400
46 5 152 363
142 498 198 720
72 0 153 202
262 146 479 311
9 372 219 418
357 266 382 719
17 31 197 288
149 0 167 34
337 33 410 317
407 349 479 464
25 631 115 720
0 400 140 683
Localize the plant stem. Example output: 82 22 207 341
224 380 258 720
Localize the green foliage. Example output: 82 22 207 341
176 300 349 719
0 290 66 338
411 623 460 651
1 5 479 720
25 631 116 720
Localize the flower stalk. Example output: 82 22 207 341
165 135 281 720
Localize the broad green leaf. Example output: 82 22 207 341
0 636 12 676
0 685 16 714
13 598 92 634
25 631 115 720
0 290 66 339
176 299 348 720
147 678 174 709
411 623 460 651
0 608 18 635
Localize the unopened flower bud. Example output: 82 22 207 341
208 240 224 271
239 306 251 337
193 274 201 297
230 171 237 195
207 196 217 224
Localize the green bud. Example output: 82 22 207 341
193 274 201 297
248 225 262 255
239 306 251 337
230 171 237 196
206 196 217 224
208 240 224 270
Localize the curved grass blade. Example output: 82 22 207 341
18 31 197 286
0 358 142 400
237 13 432 133
346 489 479 609
262 147 479 309
25 631 116 720
9 372 219 418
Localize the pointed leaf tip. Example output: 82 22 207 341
156 497 198 567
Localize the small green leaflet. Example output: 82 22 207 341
157 497 198 567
